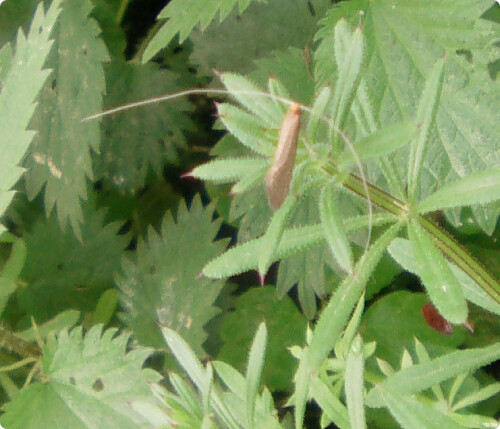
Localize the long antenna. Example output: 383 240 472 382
83 86 373 255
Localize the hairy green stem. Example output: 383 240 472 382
342 173 500 305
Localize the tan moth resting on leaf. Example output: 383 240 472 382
265 102 301 210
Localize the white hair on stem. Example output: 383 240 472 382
82 86 373 259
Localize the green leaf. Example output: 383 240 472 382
142 0 260 63
417 169 500 214
0 326 161 429
388 237 500 316
23 0 109 237
18 198 128 322
366 342 500 408
246 322 267 429
190 158 266 183
89 289 118 327
407 220 467 324
306 86 332 143
93 61 193 194
219 73 283 128
337 294 365 360
203 214 394 279
309 222 403 369
161 327 240 428
0 0 61 234
378 391 460 429
118 196 228 356
309 375 350 429
340 122 416 168
330 21 364 148
216 286 307 391
319 184 353 272
216 103 276 156
451 382 500 412
345 335 366 429
407 58 445 201
258 195 296 278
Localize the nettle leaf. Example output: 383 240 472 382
216 286 308 391
17 197 128 321
142 0 262 63
93 61 194 194
23 0 109 238
188 0 332 74
0 0 61 234
315 0 500 233
118 196 228 356
0 326 161 429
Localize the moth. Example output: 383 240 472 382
265 102 301 210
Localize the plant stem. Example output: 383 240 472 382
342 173 500 305
0 327 41 359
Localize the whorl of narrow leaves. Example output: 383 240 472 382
0 0 62 234
142 0 261 63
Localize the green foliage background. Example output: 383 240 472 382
0 0 499 427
